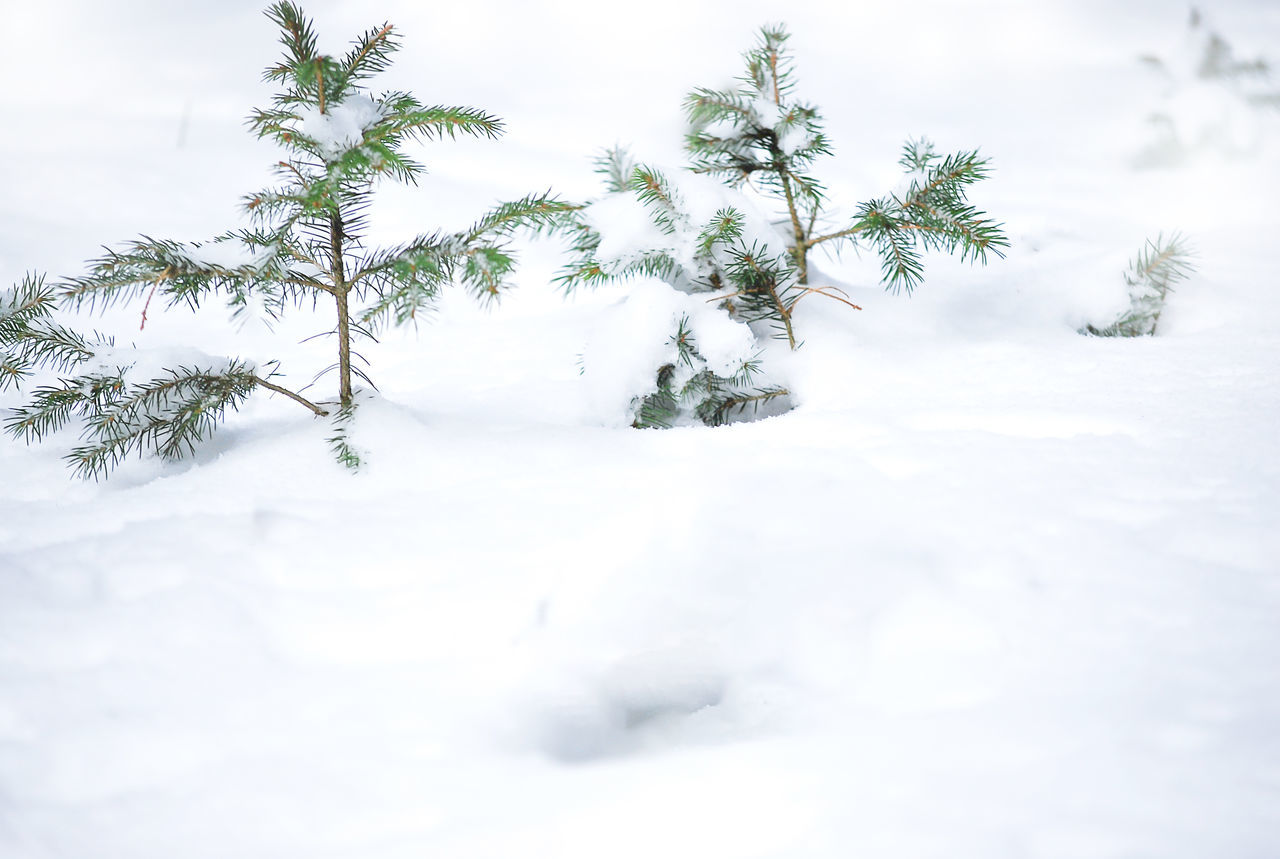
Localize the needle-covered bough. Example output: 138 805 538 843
0 2 570 477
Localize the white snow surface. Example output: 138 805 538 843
2 2 1280 858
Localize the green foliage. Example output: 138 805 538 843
1084 233 1195 338
850 141 1009 295
1 274 95 392
558 24 1004 428
683 26 1007 292
8 361 259 481
325 399 364 471
4 2 568 477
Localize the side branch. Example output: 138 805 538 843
747 254 796 350
806 224 868 248
252 375 329 416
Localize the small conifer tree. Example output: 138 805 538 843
559 25 1007 427
1083 233 1195 337
0 2 567 478
1137 9 1279 164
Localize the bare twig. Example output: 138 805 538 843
252 374 329 416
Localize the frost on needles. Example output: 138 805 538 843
0 2 569 478
558 25 1008 428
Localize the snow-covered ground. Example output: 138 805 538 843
2 1 1279 856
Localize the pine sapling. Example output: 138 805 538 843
684 27 1007 301
561 149 798 427
558 25 1007 428
1 2 569 478
1084 233 1195 337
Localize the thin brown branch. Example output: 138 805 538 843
330 212 352 405
744 253 796 350
788 285 862 312
139 266 172 331
278 160 307 183
807 224 868 248
279 275 335 295
768 50 781 104
347 24 394 74
1139 245 1180 280
778 169 809 284
252 374 329 416
713 387 791 424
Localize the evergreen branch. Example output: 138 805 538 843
459 244 515 304
347 231 455 291
57 236 288 312
695 209 745 256
1 274 101 385
698 386 790 427
632 165 687 235
554 260 610 292
684 88 753 125
1131 232 1195 286
377 101 503 142
805 223 867 248
0 273 57 338
852 201 927 294
5 375 110 442
744 25 794 101
265 2 318 79
343 23 397 84
325 399 363 470
632 362 680 429
0 352 29 392
463 192 577 242
67 363 259 479
724 243 798 347
1086 233 1195 337
7 321 98 375
900 146 993 208
351 232 455 327
594 146 638 193
7 361 259 479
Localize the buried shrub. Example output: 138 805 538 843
558 25 1008 427
0 2 568 478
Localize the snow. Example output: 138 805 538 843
297 93 385 160
777 123 816 156
2 1 1280 858
84 344 248 382
580 279 757 423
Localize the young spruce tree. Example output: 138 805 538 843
559 26 1007 427
0 3 567 477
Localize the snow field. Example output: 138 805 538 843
2 0 1280 857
